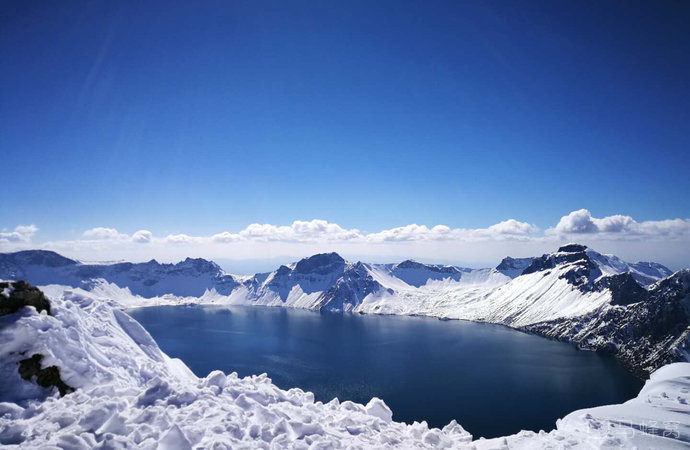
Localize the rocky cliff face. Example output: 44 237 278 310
0 280 51 316
523 269 690 377
495 257 536 278
317 262 389 311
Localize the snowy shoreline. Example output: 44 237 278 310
2 244 689 379
1 283 690 448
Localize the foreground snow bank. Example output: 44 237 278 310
1 285 689 449
1 286 473 448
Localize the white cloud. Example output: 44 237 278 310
0 224 38 243
132 230 152 243
238 220 362 242
367 224 447 242
211 231 241 243
166 234 204 244
554 209 599 234
594 214 635 233
366 220 536 242
83 227 127 240
487 219 537 236
552 209 690 239
633 218 690 237
2 210 688 270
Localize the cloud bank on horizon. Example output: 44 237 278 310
1 209 689 270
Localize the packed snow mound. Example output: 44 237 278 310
1 285 690 449
0 285 476 448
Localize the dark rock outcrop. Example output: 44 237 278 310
523 269 690 378
0 280 51 316
522 244 597 278
18 354 73 396
319 262 386 311
395 260 460 274
495 257 535 277
594 273 649 306
521 245 650 305
294 253 346 275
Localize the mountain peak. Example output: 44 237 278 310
495 256 536 278
395 259 423 269
293 253 346 275
557 243 588 253
1 250 78 267
178 257 221 273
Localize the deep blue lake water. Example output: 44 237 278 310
129 305 643 439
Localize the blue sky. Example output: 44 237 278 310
1 1 689 268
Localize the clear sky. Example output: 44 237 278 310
1 1 689 269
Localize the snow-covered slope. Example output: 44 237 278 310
0 250 238 297
522 243 673 287
525 269 690 377
355 262 614 327
197 253 509 312
1 245 684 375
1 284 689 448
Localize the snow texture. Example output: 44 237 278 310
0 245 685 375
1 286 689 448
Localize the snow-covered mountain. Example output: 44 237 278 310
0 250 238 297
495 256 536 278
525 269 690 377
1 244 685 375
521 243 673 287
1 245 672 311
1 281 689 448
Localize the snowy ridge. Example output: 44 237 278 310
1 285 690 448
0 250 238 297
524 269 690 377
1 246 685 374
495 256 536 279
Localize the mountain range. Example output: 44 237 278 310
1 244 688 376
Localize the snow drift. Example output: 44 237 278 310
1 284 689 448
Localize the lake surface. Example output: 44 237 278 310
129 305 643 439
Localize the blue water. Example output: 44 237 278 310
129 305 643 439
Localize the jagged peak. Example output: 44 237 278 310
176 257 222 273
395 259 424 269
652 268 690 289
557 243 588 253
496 256 534 269
293 252 346 274
394 259 460 273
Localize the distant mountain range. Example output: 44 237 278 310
1 245 687 376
